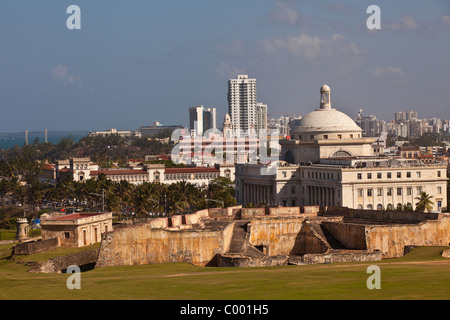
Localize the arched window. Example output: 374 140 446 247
331 150 352 158
367 204 373 210
285 151 295 164
377 204 383 210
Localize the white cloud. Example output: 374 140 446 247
385 15 419 31
442 15 450 25
51 64 82 86
372 66 407 79
260 32 363 62
269 2 298 26
215 62 246 78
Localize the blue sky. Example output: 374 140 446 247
0 0 449 132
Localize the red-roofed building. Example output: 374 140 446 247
41 212 113 248
54 157 234 187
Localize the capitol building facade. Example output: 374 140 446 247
235 85 448 212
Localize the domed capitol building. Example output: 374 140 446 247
235 84 448 211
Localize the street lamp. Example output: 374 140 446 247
45 182 75 213
90 190 105 212
205 195 224 208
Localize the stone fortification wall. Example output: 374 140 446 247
28 249 99 273
95 221 234 268
301 250 382 265
12 238 60 256
323 207 440 224
248 217 308 256
321 222 367 250
365 216 450 258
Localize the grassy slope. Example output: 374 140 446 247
0 244 449 300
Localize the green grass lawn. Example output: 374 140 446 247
0 243 449 300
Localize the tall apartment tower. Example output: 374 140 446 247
228 75 258 135
256 102 268 131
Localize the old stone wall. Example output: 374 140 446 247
291 221 329 255
365 216 450 258
321 222 367 250
28 249 99 273
301 250 382 265
12 238 60 256
248 217 308 256
323 207 440 223
95 221 235 268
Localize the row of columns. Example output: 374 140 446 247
307 185 336 207
242 183 272 205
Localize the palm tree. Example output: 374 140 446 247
415 192 434 213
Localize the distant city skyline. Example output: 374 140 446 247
0 1 449 132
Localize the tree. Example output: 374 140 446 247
415 192 434 213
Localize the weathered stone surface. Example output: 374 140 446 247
442 249 450 258
27 249 99 273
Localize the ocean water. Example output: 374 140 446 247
0 131 89 150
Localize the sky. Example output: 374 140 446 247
0 0 449 133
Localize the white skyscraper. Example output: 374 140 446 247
228 75 258 135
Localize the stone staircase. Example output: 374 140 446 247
226 220 265 257
306 221 347 251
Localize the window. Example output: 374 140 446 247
338 135 342 139
407 188 412 196
324 135 328 139
397 172 402 178
282 171 286 178
367 173 372 179
291 186 296 194
377 173 382 179
310 135 314 140
387 172 392 179
416 186 422 194
407 172 411 178
357 173 362 180
367 189 373 197
64 232 70 239
416 172 421 178
437 171 441 178
397 188 402 196
387 188 392 196
377 188 383 197
438 186 442 194
358 189 363 197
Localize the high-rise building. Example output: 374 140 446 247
395 110 406 123
189 106 204 136
256 103 268 131
203 107 217 132
189 106 217 136
228 75 258 135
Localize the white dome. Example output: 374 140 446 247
293 108 362 134
320 84 331 92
